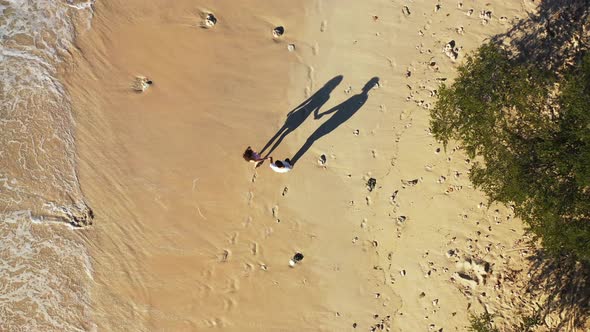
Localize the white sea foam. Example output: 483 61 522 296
1 1 96 330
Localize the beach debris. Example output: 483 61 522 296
201 12 217 28
273 26 285 38
353 129 360 136
367 177 377 192
397 216 407 224
289 252 304 267
479 10 492 19
319 154 327 165
287 44 296 52
132 76 153 92
444 40 459 60
282 186 288 196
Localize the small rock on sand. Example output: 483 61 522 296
273 26 285 38
367 178 377 192
201 12 217 28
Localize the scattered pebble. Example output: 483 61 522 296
273 26 285 38
367 178 377 192
289 252 304 267
202 13 217 28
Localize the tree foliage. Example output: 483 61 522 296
431 43 590 261
468 312 499 332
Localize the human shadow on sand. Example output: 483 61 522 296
290 77 379 165
260 75 343 157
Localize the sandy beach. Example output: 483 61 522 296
49 0 587 331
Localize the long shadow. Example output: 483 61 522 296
260 75 343 157
520 252 590 330
490 0 590 71
290 77 379 165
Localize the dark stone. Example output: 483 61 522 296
367 177 377 192
293 252 304 262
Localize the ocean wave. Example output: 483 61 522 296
1 0 95 330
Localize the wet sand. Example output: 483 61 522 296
64 0 561 331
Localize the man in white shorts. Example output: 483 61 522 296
269 157 293 173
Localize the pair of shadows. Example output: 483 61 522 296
260 76 379 165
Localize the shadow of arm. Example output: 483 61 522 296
314 104 338 119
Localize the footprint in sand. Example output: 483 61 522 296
402 6 411 17
401 178 420 187
288 44 296 52
220 249 231 262
397 216 407 225
200 11 217 28
228 232 239 245
251 242 258 255
282 186 289 196
390 190 399 205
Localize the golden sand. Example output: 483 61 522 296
64 0 570 330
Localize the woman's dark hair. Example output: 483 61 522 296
243 147 254 161
275 160 284 168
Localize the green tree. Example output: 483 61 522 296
468 312 499 332
431 43 590 261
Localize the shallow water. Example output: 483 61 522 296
0 0 95 330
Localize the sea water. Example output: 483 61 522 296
1 1 95 330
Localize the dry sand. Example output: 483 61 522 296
63 0 584 331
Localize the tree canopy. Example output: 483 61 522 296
431 43 590 261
